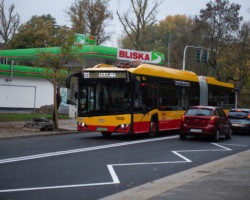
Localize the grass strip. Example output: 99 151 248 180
0 114 69 122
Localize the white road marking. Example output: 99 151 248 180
172 151 193 162
0 136 178 164
107 165 120 184
212 143 232 151
0 141 246 193
217 143 247 147
0 181 116 193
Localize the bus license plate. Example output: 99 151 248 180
190 129 202 133
96 127 108 131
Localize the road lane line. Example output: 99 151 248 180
212 143 232 151
107 165 120 184
0 182 117 193
0 136 178 164
172 151 192 162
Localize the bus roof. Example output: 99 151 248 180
86 64 234 88
129 64 199 82
88 63 199 83
207 77 234 88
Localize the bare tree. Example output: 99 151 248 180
117 0 160 50
0 0 20 49
67 0 113 45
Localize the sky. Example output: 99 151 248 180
6 0 250 47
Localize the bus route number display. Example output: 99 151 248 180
83 72 126 79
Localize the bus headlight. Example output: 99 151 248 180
115 124 131 132
121 124 130 128
78 122 85 127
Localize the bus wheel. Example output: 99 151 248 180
148 120 158 137
101 132 112 138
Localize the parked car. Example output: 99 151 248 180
179 106 231 141
228 109 250 134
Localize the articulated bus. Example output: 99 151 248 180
66 63 234 137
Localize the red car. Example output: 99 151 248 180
179 106 232 141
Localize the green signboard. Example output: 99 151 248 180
76 34 96 45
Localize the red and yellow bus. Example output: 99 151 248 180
66 63 234 137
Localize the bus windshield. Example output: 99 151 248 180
78 79 132 115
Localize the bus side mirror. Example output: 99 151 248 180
66 72 81 88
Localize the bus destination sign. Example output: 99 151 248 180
83 71 126 79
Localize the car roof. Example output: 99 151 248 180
188 105 219 110
229 108 250 112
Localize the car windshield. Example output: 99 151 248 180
228 111 249 119
185 108 213 116
78 78 132 115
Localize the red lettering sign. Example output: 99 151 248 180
138 53 143 60
144 54 150 61
117 48 152 62
119 51 124 58
133 52 138 59
125 51 130 58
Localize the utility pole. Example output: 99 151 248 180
168 33 171 67
234 87 240 108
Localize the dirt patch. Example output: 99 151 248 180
0 122 40 138
34 105 53 114
0 119 77 139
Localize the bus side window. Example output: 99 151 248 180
134 78 147 113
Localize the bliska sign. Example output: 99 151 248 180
117 48 163 64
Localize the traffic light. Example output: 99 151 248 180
203 51 208 63
234 87 240 94
196 49 201 62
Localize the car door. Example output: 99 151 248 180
218 109 230 134
214 109 221 130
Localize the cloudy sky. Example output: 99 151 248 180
6 0 250 47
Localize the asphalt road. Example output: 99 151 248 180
0 132 249 200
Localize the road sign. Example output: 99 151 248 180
234 87 240 94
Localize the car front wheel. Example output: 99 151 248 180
213 129 220 142
180 134 186 140
225 128 232 139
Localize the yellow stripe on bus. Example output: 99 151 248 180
78 114 131 126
